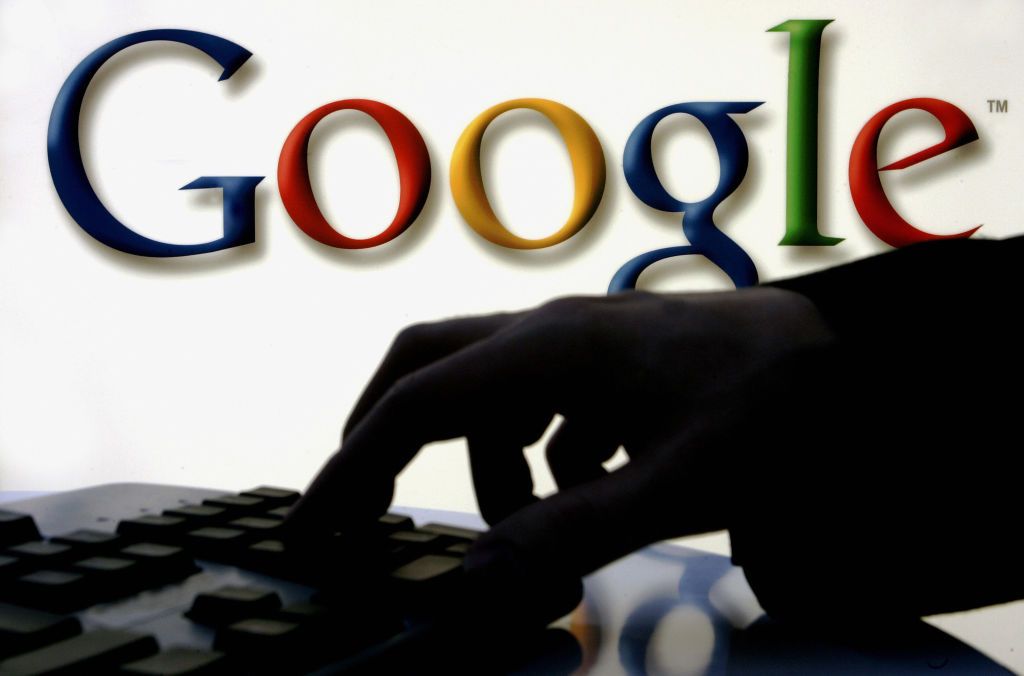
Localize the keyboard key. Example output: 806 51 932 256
0 555 29 580
228 517 282 535
216 606 401 673
418 523 481 542
73 555 137 575
183 527 249 561
389 554 464 605
4 541 75 566
118 647 230 675
119 543 199 583
445 542 472 555
239 487 300 507
385 543 416 568
51 530 123 554
239 539 290 578
213 618 324 673
201 496 265 516
213 617 304 652
0 628 157 674
249 538 286 553
377 513 414 535
270 602 333 624
162 505 227 527
235 538 371 586
185 586 282 627
7 570 96 612
0 511 41 548
72 557 142 599
263 506 291 521
388 530 442 547
385 530 444 566
0 603 81 659
391 554 463 582
117 516 189 543
270 600 399 646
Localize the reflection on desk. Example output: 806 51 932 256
382 508 1014 675
565 543 1011 674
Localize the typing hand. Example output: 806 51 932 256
286 287 834 617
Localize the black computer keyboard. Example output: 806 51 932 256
0 484 579 675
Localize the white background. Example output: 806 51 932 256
1 0 1022 667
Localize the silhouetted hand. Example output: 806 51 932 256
286 286 835 616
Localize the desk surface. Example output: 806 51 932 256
2 491 1019 674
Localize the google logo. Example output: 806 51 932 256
47 23 981 292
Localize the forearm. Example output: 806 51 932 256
766 235 1024 350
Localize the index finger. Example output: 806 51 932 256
286 316 575 535
342 312 524 440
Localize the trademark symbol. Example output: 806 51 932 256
987 99 1009 113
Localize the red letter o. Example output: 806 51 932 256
278 100 430 249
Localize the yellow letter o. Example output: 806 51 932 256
450 98 606 249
